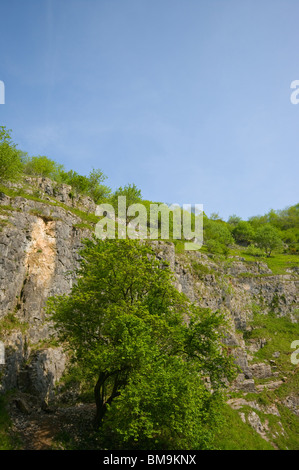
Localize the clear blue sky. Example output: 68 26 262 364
0 0 298 220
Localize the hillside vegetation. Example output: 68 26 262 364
0 126 298 450
1 126 298 260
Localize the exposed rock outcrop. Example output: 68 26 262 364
0 180 92 397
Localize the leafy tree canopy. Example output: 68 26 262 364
204 219 234 255
58 167 111 203
254 224 284 257
22 155 64 179
232 221 255 246
0 127 24 182
22 154 111 204
109 183 143 224
227 214 242 226
48 238 236 450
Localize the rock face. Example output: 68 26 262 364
249 362 272 379
24 348 67 401
0 178 299 415
0 179 92 398
153 241 299 383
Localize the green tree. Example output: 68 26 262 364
22 155 64 179
0 127 24 182
110 183 142 224
210 212 222 221
245 244 264 257
206 239 230 256
232 221 255 246
58 168 111 203
48 238 236 450
281 228 299 254
205 220 234 246
227 214 242 227
204 219 234 255
254 225 284 257
87 168 111 203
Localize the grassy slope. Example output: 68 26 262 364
213 404 275 450
215 310 299 450
0 396 20 450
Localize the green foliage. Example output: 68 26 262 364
0 127 24 182
22 155 64 179
0 396 18 450
73 222 94 231
58 168 111 203
238 310 299 450
0 204 21 214
245 312 299 375
0 183 100 229
87 169 111 202
249 204 299 255
204 219 234 246
0 219 10 232
213 403 274 450
29 208 56 223
111 183 142 206
206 239 229 256
244 244 264 257
0 127 111 204
191 260 212 279
273 403 299 450
101 358 224 450
48 238 236 450
232 221 255 246
227 214 242 227
109 184 142 224
204 218 234 256
0 312 28 335
281 227 299 255
210 212 222 221
249 204 299 232
1 127 297 258
254 225 284 257
173 239 185 253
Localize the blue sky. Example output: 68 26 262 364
0 0 298 220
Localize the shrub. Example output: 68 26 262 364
206 239 229 256
204 219 234 247
58 168 111 203
232 221 255 246
22 155 64 179
255 225 284 257
245 244 264 257
0 127 24 182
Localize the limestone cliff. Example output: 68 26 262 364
0 177 298 449
0 177 93 398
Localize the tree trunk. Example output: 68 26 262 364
93 371 126 429
93 372 107 429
